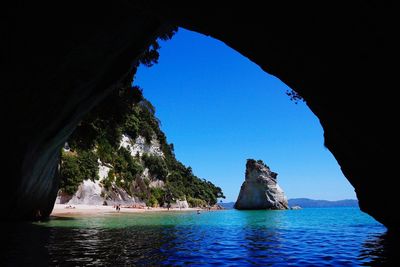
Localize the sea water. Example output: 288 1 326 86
1 207 397 266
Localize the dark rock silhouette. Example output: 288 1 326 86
3 2 398 229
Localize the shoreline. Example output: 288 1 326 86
50 204 214 217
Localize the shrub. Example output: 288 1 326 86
101 169 114 190
150 187 165 206
97 139 114 164
147 195 158 207
139 121 154 144
59 152 83 195
78 150 99 181
124 113 140 139
118 147 143 177
187 196 207 208
142 153 168 180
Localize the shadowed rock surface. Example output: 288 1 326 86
235 159 288 210
3 2 399 229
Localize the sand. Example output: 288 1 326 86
51 204 200 217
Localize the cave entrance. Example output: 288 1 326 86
40 27 381 267
134 28 356 204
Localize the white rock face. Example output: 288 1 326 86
57 135 164 206
235 159 288 210
98 160 110 181
67 179 104 205
58 177 139 206
169 200 189 209
149 179 165 188
120 135 163 157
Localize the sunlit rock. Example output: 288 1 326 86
235 159 288 210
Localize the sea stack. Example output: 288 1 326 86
234 159 288 210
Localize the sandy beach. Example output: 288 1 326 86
51 204 201 217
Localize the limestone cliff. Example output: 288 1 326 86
56 135 163 206
56 88 224 208
235 159 288 210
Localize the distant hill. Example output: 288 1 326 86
220 199 358 209
219 202 235 209
288 198 358 208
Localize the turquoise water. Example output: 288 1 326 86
1 208 397 266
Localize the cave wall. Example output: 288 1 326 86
3 1 164 220
3 1 398 229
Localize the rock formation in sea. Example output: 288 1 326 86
235 159 288 210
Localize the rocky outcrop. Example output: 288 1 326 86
235 159 288 210
120 135 164 158
3 2 399 229
169 200 189 209
56 135 163 206
56 178 140 206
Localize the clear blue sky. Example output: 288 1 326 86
135 28 356 202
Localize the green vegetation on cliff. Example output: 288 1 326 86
59 150 99 195
60 28 224 206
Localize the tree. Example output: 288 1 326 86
286 89 304 104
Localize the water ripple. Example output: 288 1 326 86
1 208 398 266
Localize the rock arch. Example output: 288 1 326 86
3 2 398 229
